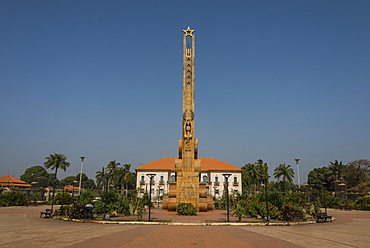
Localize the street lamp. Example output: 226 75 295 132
263 175 271 221
72 180 78 199
146 174 156 222
294 159 301 185
51 178 58 215
222 174 232 222
78 157 85 196
103 173 111 220
157 186 161 207
321 182 328 215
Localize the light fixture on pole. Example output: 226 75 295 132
78 157 85 196
294 158 300 185
157 185 161 207
222 173 232 222
264 175 271 222
103 173 111 220
146 174 156 222
321 182 328 215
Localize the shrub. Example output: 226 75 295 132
177 203 197 216
232 200 247 221
0 190 27 207
78 190 96 205
55 192 73 205
279 204 306 222
354 196 370 210
213 198 226 210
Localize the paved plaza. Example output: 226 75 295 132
1 205 370 247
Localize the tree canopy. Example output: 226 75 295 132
20 166 49 183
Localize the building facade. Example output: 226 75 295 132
136 157 242 200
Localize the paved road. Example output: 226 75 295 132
1 206 369 247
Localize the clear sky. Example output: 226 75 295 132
1 1 369 183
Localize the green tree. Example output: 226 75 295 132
343 159 370 188
20 166 49 183
61 175 78 186
242 159 268 193
96 167 105 190
43 153 70 180
106 160 121 188
75 173 96 189
327 160 345 181
273 163 294 193
307 167 331 190
117 164 136 194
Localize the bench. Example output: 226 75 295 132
314 213 332 223
340 205 353 211
40 209 53 218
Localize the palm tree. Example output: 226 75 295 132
43 153 70 211
43 153 70 180
96 167 105 190
328 160 345 181
255 159 269 186
273 163 294 193
242 162 261 194
106 160 120 188
116 164 135 196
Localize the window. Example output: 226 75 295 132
171 175 175 182
234 177 237 184
215 189 219 194
150 177 154 184
160 176 164 183
215 176 219 183
141 175 144 183
202 175 208 183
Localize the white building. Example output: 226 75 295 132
136 157 242 200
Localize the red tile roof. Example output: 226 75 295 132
0 175 32 187
136 158 242 172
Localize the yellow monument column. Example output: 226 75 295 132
163 27 213 212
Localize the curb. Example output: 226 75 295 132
63 218 317 226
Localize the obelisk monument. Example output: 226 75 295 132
162 27 213 211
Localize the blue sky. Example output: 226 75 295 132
1 1 369 183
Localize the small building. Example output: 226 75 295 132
136 157 242 200
0 175 32 194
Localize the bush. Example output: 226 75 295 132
55 192 73 205
213 198 226 210
279 204 306 222
177 203 197 216
0 190 27 207
354 196 370 210
78 190 96 205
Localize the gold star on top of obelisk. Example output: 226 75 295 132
182 26 195 36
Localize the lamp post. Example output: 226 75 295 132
321 182 328 215
103 173 111 220
157 186 161 207
294 159 300 185
263 175 271 221
222 174 232 222
146 174 156 222
72 180 78 199
78 157 85 196
51 179 58 215
61 181 66 209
